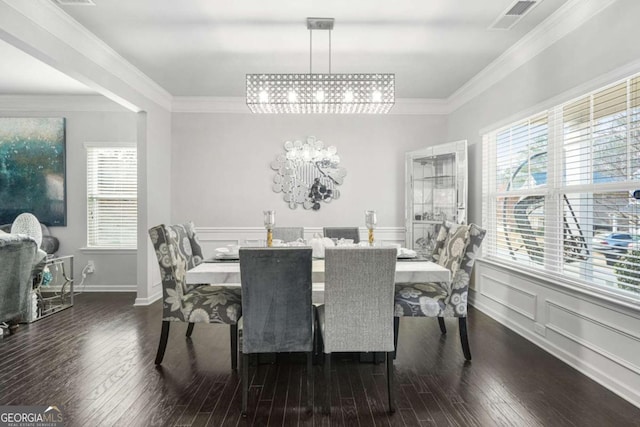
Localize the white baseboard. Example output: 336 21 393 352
76 285 137 292
134 292 162 306
134 282 162 306
44 285 137 292
469 291 640 409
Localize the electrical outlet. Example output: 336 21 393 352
534 323 546 337
86 260 95 274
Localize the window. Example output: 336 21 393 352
483 75 640 297
86 144 137 249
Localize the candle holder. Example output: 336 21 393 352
365 210 377 246
263 210 276 247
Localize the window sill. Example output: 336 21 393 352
476 257 640 314
79 247 137 255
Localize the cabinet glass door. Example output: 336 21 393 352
406 141 467 256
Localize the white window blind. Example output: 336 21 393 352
86 145 137 248
483 75 640 298
483 114 549 267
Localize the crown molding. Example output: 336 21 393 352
478 57 640 135
172 96 449 115
167 0 618 116
2 0 173 111
0 95 131 112
0 0 617 116
391 98 449 115
446 0 618 112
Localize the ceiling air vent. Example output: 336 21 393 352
506 1 537 16
53 0 95 5
490 0 540 30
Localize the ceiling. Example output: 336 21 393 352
0 38 94 95
44 0 568 99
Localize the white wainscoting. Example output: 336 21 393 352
195 226 405 256
471 259 640 408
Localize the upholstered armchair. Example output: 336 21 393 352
0 215 60 255
0 233 42 333
394 223 486 360
148 223 241 368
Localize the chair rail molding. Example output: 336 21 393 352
195 226 405 250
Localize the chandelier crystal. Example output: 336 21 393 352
246 18 395 114
246 73 394 114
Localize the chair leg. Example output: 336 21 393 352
307 351 313 411
155 321 170 365
438 317 447 334
324 353 331 415
241 353 249 417
315 314 325 365
459 317 472 361
230 324 238 370
313 307 320 365
186 322 195 338
386 351 395 413
393 317 399 360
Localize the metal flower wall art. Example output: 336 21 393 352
270 136 347 210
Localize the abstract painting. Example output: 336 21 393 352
0 117 66 226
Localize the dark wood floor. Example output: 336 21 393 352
1 293 639 426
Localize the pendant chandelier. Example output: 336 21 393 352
246 18 395 114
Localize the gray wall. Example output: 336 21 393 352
171 113 448 228
448 0 640 226
447 0 640 408
0 105 138 290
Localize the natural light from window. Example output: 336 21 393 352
86 144 137 249
482 75 640 298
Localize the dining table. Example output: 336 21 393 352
186 257 451 303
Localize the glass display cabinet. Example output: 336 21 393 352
405 140 468 256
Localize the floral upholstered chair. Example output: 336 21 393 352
394 223 486 360
149 223 242 368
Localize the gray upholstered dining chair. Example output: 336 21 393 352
272 227 304 242
323 227 360 243
148 223 241 368
239 247 314 416
394 223 486 361
318 247 397 414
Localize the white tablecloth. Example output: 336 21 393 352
187 259 450 287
